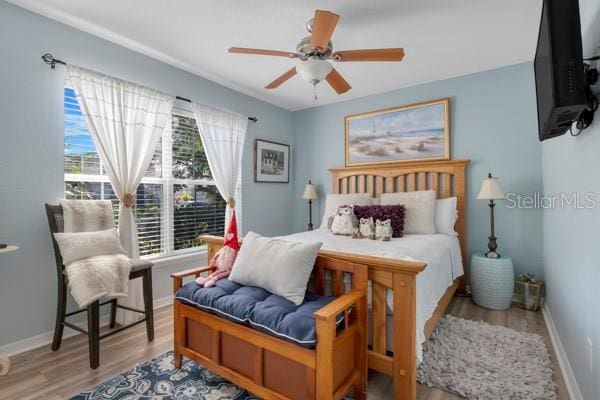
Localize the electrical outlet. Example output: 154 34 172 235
586 337 593 373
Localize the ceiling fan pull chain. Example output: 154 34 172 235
313 83 318 103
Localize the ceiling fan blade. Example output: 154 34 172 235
333 48 405 62
325 68 351 94
229 47 297 58
265 67 297 89
310 10 340 51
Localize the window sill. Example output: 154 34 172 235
143 247 208 269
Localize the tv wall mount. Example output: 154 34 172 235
571 57 600 136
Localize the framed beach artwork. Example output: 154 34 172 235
254 139 290 183
345 98 450 166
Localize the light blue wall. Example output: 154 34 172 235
292 63 543 278
542 0 600 398
543 124 600 400
0 1 294 347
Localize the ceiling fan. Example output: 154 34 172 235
228 10 405 96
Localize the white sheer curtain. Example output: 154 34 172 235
67 65 174 324
191 103 248 229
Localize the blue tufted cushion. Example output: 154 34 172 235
175 279 341 348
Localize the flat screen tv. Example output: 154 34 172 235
534 0 587 141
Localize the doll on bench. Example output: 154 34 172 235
196 211 240 287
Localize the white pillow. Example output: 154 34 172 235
53 228 126 265
229 231 322 305
434 197 458 236
380 190 436 234
320 193 372 229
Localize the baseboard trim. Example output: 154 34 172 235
0 295 173 358
153 294 173 310
542 302 583 400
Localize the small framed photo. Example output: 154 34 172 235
254 139 290 183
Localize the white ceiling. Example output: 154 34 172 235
9 0 543 111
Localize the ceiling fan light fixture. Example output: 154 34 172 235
297 58 332 85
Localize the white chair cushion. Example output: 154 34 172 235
53 228 126 265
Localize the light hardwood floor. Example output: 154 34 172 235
0 297 568 400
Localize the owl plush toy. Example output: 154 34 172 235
330 205 358 236
375 219 393 241
359 217 376 240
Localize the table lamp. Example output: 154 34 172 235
302 180 319 231
477 173 505 258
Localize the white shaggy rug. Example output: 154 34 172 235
417 315 557 400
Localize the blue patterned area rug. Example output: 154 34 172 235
70 351 259 399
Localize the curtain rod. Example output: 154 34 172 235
41 53 258 123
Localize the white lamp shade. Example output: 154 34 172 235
302 183 318 200
477 177 505 200
297 58 332 85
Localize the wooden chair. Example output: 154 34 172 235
45 204 155 369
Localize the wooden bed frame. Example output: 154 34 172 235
172 256 368 400
202 159 469 400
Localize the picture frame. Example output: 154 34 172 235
344 98 450 167
254 139 290 183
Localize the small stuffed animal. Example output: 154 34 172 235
330 205 358 236
196 212 240 287
359 217 375 239
375 219 393 240
381 219 393 241
375 219 383 239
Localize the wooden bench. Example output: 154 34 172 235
172 256 368 400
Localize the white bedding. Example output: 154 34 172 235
279 228 464 361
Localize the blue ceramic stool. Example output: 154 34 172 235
470 253 514 310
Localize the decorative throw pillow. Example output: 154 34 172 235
353 205 406 237
320 193 372 229
229 231 322 305
53 228 127 265
380 190 436 234
434 197 458 236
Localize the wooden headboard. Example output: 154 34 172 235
329 159 470 274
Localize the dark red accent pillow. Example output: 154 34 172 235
353 205 406 238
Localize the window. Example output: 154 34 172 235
64 87 229 257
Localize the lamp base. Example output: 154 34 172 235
485 199 500 258
485 250 500 259
307 199 314 231
485 235 500 258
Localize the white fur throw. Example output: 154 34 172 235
65 254 132 308
60 200 115 233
